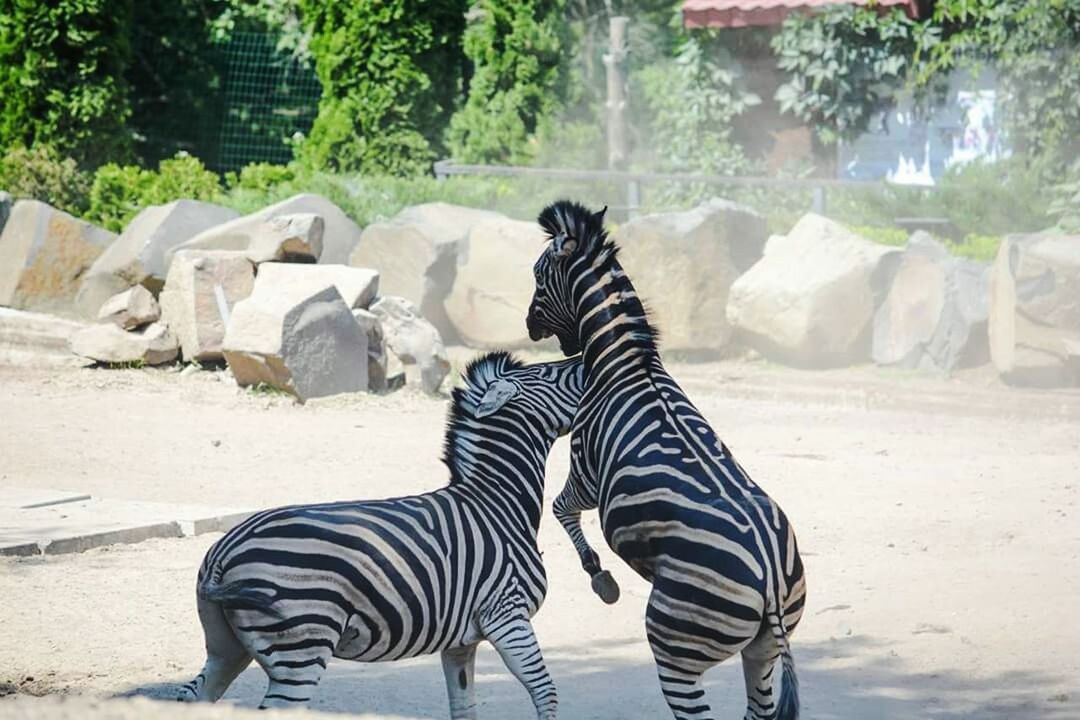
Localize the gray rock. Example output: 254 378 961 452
223 285 369 401
443 216 548 349
97 285 161 330
169 194 360 265
613 198 768 353
0 307 93 368
989 232 1080 387
0 191 11 237
349 203 502 342
74 200 239 318
872 233 990 372
370 295 450 394
352 308 392 392
69 322 179 366
726 213 901 368
159 250 256 363
0 200 116 316
254 263 379 310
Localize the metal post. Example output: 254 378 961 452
604 17 629 172
811 185 827 215
626 179 641 219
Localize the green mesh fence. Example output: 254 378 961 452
216 32 321 172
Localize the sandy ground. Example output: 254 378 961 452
1 357 1079 720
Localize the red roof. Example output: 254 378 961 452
683 0 919 29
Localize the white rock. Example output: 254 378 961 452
614 198 767 352
0 200 115 316
169 194 360 265
726 213 900 367
352 308 391 392
349 203 502 341
255 263 379 310
370 295 450 394
989 232 1080 387
224 285 369 401
74 200 238 317
70 322 178 365
159 250 256 362
97 285 161 330
0 307 93 367
444 216 549 349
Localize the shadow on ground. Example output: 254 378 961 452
118 634 1077 720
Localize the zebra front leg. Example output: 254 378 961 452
480 610 558 719
440 643 479 720
552 479 619 604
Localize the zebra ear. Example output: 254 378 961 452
592 206 607 224
552 232 578 258
475 379 517 418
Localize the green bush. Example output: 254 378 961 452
946 234 1001 262
1048 158 1080 234
86 154 221 231
448 0 566 164
849 225 909 248
298 0 467 174
224 162 298 192
0 145 92 215
0 0 134 168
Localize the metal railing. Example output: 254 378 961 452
433 160 884 218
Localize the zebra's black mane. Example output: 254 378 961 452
538 200 661 354
441 351 525 485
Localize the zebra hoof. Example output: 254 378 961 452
591 570 620 604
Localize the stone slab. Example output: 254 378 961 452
0 489 252 556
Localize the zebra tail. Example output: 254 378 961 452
198 580 283 619
771 608 800 720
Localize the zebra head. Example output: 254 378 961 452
453 351 584 439
527 200 609 356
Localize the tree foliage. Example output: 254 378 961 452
448 0 566 164
0 0 134 167
298 0 467 175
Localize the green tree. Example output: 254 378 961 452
0 0 134 167
298 0 467 175
448 0 566 164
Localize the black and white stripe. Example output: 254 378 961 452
526 201 807 720
178 352 583 718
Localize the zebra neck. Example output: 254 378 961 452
573 257 657 377
444 427 548 530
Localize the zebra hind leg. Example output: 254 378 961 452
179 594 253 702
740 627 781 720
440 642 479 720
480 612 558 719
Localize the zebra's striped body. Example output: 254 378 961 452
526 201 806 720
179 352 583 718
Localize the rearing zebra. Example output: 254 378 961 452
178 352 583 719
525 201 806 720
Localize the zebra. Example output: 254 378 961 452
177 351 583 719
524 200 806 720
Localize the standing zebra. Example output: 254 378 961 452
178 352 583 719
525 201 806 720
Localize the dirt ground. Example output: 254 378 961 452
1 356 1078 720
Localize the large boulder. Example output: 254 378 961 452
159 250 256 363
370 295 450 394
613 198 768 353
254 263 379 310
349 203 502 341
169 194 360 265
0 200 115 316
727 213 900 368
989 232 1080 387
69 322 179 366
97 285 161 330
444 216 550 349
223 285 369 401
0 307 93 367
872 233 990 372
74 200 239 318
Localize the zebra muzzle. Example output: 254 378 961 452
590 570 620 605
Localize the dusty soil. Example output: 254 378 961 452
1 357 1078 720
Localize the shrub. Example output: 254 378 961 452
849 225 909 248
0 0 134 168
86 154 221 232
0 145 92 215
448 0 566 164
1048 158 1080 234
224 162 297 192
